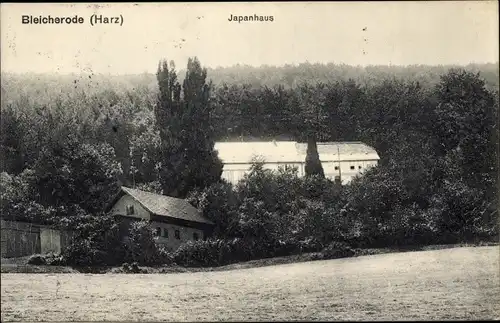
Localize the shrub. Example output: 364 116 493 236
61 214 125 266
27 254 47 265
120 262 147 273
123 220 162 265
171 237 308 268
187 180 239 239
62 239 110 266
297 237 325 253
301 174 329 200
321 241 355 260
172 238 244 267
43 253 66 266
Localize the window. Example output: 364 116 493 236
193 232 199 241
358 165 362 170
175 230 180 240
155 227 161 236
350 166 355 170
162 228 169 238
126 205 135 215
334 166 339 170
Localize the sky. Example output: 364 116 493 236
1 2 498 75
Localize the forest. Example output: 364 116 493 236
1 60 498 267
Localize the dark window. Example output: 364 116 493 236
126 205 135 215
350 166 355 170
175 230 180 240
334 166 339 170
193 232 199 241
162 228 169 238
155 227 161 236
359 165 362 169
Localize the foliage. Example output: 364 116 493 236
1 170 57 225
155 58 223 198
186 180 239 238
123 220 163 265
31 136 121 213
0 63 498 267
60 214 125 266
27 254 47 265
121 262 148 274
321 241 355 260
172 237 304 267
432 69 497 191
304 138 325 178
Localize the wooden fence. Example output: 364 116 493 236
0 219 74 258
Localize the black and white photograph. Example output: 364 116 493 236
1 1 499 321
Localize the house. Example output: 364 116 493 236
107 186 214 250
214 141 380 185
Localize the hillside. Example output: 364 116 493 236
1 246 498 321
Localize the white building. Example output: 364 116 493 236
214 141 380 185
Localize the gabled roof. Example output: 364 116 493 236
118 187 213 225
214 141 379 164
214 141 299 164
295 142 380 162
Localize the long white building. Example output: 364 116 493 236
214 141 380 185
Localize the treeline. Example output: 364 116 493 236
4 62 498 93
1 60 498 267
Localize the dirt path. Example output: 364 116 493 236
1 246 499 321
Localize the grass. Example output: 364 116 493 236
1 246 499 321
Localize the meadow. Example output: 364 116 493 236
1 246 498 321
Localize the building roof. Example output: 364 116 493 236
295 142 380 162
118 187 214 225
215 141 299 164
214 141 379 164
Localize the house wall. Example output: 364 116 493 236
221 162 305 184
221 160 378 185
110 195 151 220
115 216 206 252
150 221 205 251
323 159 379 184
0 219 73 258
220 164 252 184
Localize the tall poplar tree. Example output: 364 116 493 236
296 82 326 178
155 57 223 198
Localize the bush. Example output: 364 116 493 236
60 216 176 267
62 239 110 266
123 220 162 265
173 239 232 267
27 254 47 265
44 253 66 266
321 241 355 260
120 262 147 273
27 253 67 266
187 180 239 239
171 237 310 268
61 214 125 266
297 237 325 253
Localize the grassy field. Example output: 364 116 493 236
1 246 499 321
